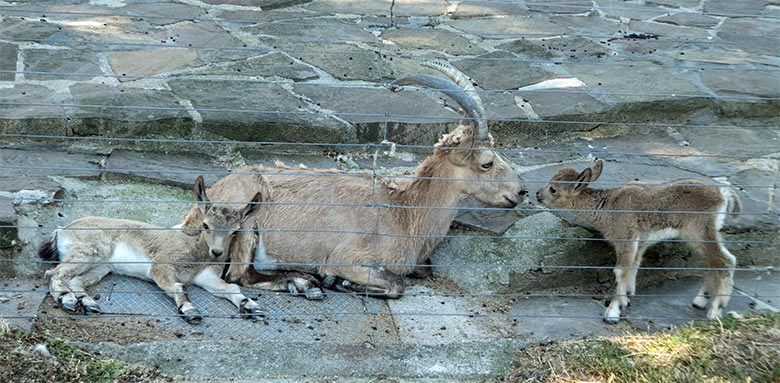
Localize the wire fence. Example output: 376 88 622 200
0 0 779 339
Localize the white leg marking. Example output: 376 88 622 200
194 267 247 308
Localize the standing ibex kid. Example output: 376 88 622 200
536 160 741 323
38 176 267 324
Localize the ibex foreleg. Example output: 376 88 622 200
193 267 264 320
151 265 202 324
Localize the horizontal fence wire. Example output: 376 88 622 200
1 0 778 334
1 164 777 190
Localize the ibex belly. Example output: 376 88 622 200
108 242 153 280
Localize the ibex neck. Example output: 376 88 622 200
569 188 613 231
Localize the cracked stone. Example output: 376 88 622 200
626 20 713 40
302 0 446 17
527 0 593 14
704 0 769 15
242 18 378 45
654 13 720 28
380 28 489 56
445 16 569 39
0 197 16 248
0 42 17 81
258 39 381 82
184 52 317 82
717 18 780 56
118 3 206 26
450 2 528 18
700 69 780 98
0 84 62 120
24 49 102 81
70 83 190 123
171 21 250 63
646 0 700 8
453 51 558 90
108 50 203 81
595 0 669 20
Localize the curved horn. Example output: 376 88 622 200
421 59 487 141
391 74 482 136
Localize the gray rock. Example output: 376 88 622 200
183 52 317 82
107 50 203 80
549 14 623 35
0 197 16 248
626 20 713 40
118 3 206 25
452 51 558 90
69 83 191 136
0 84 64 124
728 167 780 214
700 68 780 98
302 0 446 17
518 90 609 119
242 18 378 45
717 18 780 56
23 49 102 81
0 147 100 190
168 79 349 143
0 279 47 331
654 13 720 28
646 0 700 7
445 16 569 39
704 0 769 15
0 17 61 40
171 21 251 63
260 40 382 82
103 150 224 188
527 0 592 14
431 212 611 294
662 48 779 66
595 0 669 20
0 43 17 82
380 28 488 56
451 2 529 18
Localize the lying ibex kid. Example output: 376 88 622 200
536 160 741 323
38 176 266 324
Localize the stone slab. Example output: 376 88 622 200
380 28 489 56
0 197 17 248
0 42 18 82
387 285 518 344
103 149 224 188
0 147 100 191
118 3 206 25
518 90 609 119
0 84 63 120
445 16 569 39
183 52 317 82
0 279 47 332
717 18 780 56
170 21 251 63
302 0 447 17
654 13 720 28
528 0 593 14
168 79 348 143
704 0 769 15
0 17 62 40
595 0 669 20
701 69 780 98
23 48 102 81
626 20 713 40
242 18 378 45
647 0 700 7
108 49 203 80
451 2 528 18
452 51 558 90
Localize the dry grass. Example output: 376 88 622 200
499 312 780 383
0 327 173 383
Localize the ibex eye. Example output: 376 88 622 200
202 223 210 230
481 161 494 170
549 186 556 194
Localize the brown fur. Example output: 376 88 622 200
40 176 266 323
180 125 526 297
536 160 741 322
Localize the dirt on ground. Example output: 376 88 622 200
0 321 174 383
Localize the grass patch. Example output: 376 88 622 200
499 312 780 383
0 325 171 383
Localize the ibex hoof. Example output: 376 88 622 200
82 303 102 315
304 287 324 301
239 306 264 321
602 316 620 325
179 308 203 325
58 295 82 314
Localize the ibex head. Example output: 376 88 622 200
391 60 526 207
536 160 603 208
193 176 263 259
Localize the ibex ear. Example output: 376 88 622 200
193 176 212 214
240 192 263 221
574 167 592 193
590 160 603 183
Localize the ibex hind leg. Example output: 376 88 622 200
67 265 111 314
151 265 202 325
46 247 102 314
321 265 405 299
242 269 324 300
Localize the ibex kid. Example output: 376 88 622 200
536 160 741 323
38 176 267 324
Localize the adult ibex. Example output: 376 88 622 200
180 60 526 298
39 176 266 323
536 160 741 323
